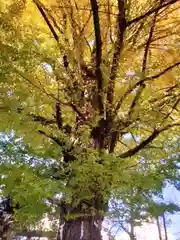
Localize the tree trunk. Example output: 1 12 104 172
57 217 103 240
83 216 103 240
156 217 162 240
162 213 168 240
57 200 104 240
61 219 82 240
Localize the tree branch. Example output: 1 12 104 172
119 222 131 235
128 1 161 118
126 0 179 27
13 67 58 101
33 0 59 43
145 61 180 81
38 130 62 146
107 0 126 105
38 130 76 162
90 0 103 114
70 103 86 122
109 131 119 153
118 122 180 158
56 101 62 129
115 61 180 112
119 129 160 158
162 97 180 121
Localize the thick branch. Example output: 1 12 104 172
90 0 103 113
33 0 59 42
126 0 179 26
119 222 131 235
38 130 76 162
118 123 180 158
109 131 119 153
119 130 160 158
107 0 126 105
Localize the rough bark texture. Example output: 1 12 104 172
57 200 104 240
57 217 103 240
83 217 103 240
61 219 82 240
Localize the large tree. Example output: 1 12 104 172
0 0 180 239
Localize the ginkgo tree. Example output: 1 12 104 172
0 0 180 239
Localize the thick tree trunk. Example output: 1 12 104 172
83 216 103 240
57 217 103 240
57 171 107 240
61 219 82 240
57 202 104 240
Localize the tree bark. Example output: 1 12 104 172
57 217 103 240
61 219 82 240
57 200 104 240
83 216 103 240
56 187 107 240
56 205 82 240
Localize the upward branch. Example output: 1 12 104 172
107 0 126 106
33 0 59 43
128 1 161 118
90 0 103 114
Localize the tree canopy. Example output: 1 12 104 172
0 0 180 239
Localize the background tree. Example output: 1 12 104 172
0 0 180 239
0 133 60 239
